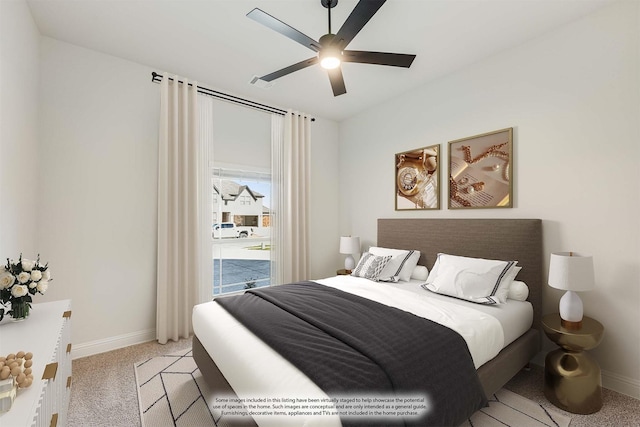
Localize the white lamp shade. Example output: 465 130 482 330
548 252 595 292
339 236 360 255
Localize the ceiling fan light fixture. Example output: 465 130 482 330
318 33 341 69
320 55 341 69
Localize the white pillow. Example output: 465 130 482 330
424 253 518 304
351 252 393 280
508 280 529 301
496 266 521 302
368 246 420 282
411 265 429 281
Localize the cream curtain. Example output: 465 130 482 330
271 111 311 285
156 74 201 344
197 96 214 304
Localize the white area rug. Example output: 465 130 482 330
135 348 217 427
135 349 571 427
462 389 571 427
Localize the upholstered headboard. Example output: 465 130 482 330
377 218 543 333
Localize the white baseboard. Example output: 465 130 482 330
72 329 156 359
602 369 640 400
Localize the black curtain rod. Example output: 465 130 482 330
151 72 314 121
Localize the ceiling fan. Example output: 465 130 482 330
247 0 416 97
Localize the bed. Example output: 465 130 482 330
192 218 543 427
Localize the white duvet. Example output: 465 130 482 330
192 276 532 427
315 276 504 367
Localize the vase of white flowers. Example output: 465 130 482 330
10 299 30 321
0 254 52 322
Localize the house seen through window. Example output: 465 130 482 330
212 168 271 295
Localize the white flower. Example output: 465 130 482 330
36 280 48 294
2 255 51 303
30 270 42 282
17 272 31 284
21 259 36 272
11 284 28 298
0 270 15 290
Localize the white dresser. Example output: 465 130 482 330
0 299 72 427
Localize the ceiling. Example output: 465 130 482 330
26 0 613 122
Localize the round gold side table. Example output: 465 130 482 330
542 313 604 414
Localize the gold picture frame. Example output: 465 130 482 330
448 128 513 209
395 144 440 210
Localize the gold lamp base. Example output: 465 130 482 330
560 318 583 330
544 349 602 414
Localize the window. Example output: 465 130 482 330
198 94 272 300
211 168 271 295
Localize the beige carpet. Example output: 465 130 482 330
135 349 571 427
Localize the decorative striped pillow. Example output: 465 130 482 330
369 247 421 282
351 253 393 280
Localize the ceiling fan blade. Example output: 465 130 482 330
260 57 319 82
342 50 416 68
332 0 387 50
327 67 347 96
247 8 322 52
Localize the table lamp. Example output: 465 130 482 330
548 252 595 330
339 236 360 273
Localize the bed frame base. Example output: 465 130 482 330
193 335 259 427
477 329 539 396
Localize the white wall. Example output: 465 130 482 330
308 117 341 280
38 37 161 353
32 37 340 355
0 0 41 259
339 1 639 398
211 99 271 170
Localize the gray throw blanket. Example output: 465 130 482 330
217 281 487 426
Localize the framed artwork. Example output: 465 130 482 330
448 128 513 209
395 145 440 210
